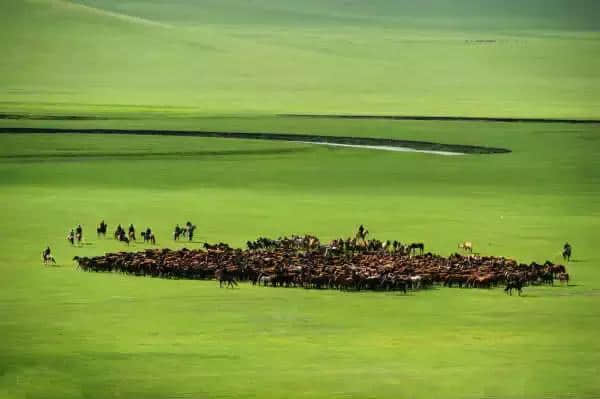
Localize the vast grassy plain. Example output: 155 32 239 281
2 0 600 118
1 119 600 399
1 1 600 398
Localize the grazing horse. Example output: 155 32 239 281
215 268 238 288
408 242 425 255
504 280 523 296
458 241 473 253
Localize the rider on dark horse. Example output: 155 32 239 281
174 224 181 240
67 229 75 245
115 224 123 238
43 246 51 259
358 224 365 237
128 224 136 239
76 224 83 239
563 242 572 261
186 221 195 241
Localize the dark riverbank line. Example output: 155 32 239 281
0 128 511 154
280 114 600 124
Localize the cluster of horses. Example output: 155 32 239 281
96 221 156 245
66 225 83 246
73 234 569 295
173 222 196 241
246 235 320 251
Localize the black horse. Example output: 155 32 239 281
504 280 523 296
118 230 130 245
216 268 238 288
141 230 156 245
408 242 425 255
173 225 182 241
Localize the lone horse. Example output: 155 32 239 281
504 280 523 296
215 268 238 288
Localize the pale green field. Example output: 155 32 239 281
1 0 600 118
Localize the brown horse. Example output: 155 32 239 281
558 273 570 285
216 268 238 288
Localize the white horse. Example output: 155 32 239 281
458 241 473 253
42 253 56 265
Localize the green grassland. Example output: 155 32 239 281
2 0 600 398
1 0 600 118
1 119 600 399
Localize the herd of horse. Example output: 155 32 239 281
73 233 570 296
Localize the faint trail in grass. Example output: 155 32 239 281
33 0 174 28
0 147 313 162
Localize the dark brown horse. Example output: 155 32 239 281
216 268 238 288
504 280 523 296
408 242 425 255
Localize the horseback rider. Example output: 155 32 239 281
67 229 75 245
358 224 365 238
174 224 181 240
115 224 123 239
42 246 51 259
129 224 135 234
563 242 572 261
76 224 83 239
187 223 195 241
